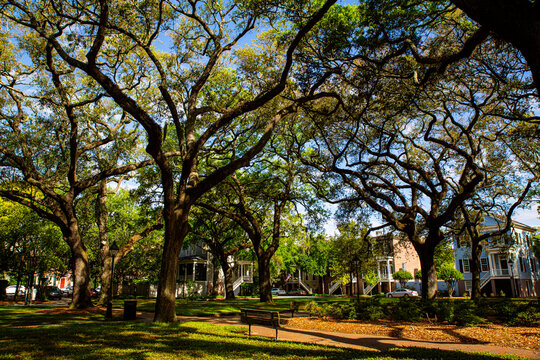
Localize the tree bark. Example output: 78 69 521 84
211 257 220 297
414 242 438 300
470 240 483 299
223 262 236 300
153 208 189 322
258 254 273 303
451 0 540 96
68 228 93 308
96 181 111 306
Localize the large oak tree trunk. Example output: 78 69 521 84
99 257 113 305
68 228 93 308
258 255 273 303
97 181 111 306
223 263 236 300
414 243 438 300
470 240 483 300
211 257 220 297
154 208 190 322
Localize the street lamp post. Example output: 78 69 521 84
105 241 119 319
352 255 361 302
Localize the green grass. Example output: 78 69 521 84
0 306 526 360
127 296 351 316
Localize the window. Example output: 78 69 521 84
195 263 207 281
465 280 472 291
179 264 186 281
480 258 489 272
463 259 470 273
531 258 538 273
519 257 526 273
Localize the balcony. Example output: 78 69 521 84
489 269 510 277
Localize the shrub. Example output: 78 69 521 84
509 310 540 327
432 300 455 322
492 299 519 322
305 301 321 316
453 302 487 326
357 304 385 321
354 298 386 321
390 299 423 321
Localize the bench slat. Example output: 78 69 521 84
240 308 281 339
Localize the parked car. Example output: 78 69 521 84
62 286 73 297
271 288 286 296
287 288 306 296
45 286 63 300
6 285 26 296
90 289 101 299
386 288 418 298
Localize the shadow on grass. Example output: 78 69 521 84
0 307 527 360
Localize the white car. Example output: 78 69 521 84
6 285 26 296
271 288 286 296
386 288 418 298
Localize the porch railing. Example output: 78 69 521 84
328 281 340 295
490 269 510 277
480 272 491 289
233 276 244 292
363 281 379 295
298 277 313 295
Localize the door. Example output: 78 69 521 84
500 259 509 276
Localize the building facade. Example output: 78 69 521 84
176 243 253 297
454 215 539 297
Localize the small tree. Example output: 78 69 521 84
438 264 463 297
392 269 413 288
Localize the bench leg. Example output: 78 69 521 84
275 328 279 340
249 324 251 337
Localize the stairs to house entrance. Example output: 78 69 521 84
329 281 340 295
363 281 379 295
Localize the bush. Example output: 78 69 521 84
431 299 456 322
357 303 385 321
491 299 519 322
353 298 387 321
509 310 540 327
453 302 487 326
390 299 423 321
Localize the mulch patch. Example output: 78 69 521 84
283 317 540 351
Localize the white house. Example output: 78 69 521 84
176 243 254 297
454 215 539 297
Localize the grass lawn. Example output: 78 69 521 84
0 306 527 360
128 295 352 316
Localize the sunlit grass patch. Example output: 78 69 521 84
0 306 527 360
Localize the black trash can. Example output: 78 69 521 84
123 300 137 320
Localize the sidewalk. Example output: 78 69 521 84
168 313 540 359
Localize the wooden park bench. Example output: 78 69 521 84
240 308 281 339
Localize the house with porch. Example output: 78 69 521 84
365 233 424 294
454 215 539 297
176 243 254 297
326 233 434 296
